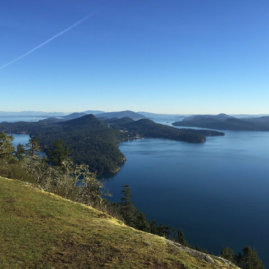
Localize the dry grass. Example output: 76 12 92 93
0 177 239 269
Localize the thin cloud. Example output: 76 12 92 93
0 14 92 71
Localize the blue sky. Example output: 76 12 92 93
0 0 268 114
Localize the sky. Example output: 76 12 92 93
0 0 268 114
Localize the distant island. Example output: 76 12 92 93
173 113 269 131
104 117 224 141
60 110 145 121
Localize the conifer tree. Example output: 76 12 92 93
120 185 136 227
236 246 264 269
220 247 235 262
16 144 26 160
177 230 187 245
0 132 14 159
47 139 70 166
27 137 41 158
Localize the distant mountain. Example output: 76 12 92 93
183 113 233 122
233 114 269 118
0 111 66 117
96 110 145 120
138 112 185 124
84 110 104 114
245 115 269 124
61 112 87 121
173 114 269 131
139 112 185 117
103 117 134 129
60 114 105 130
0 110 103 120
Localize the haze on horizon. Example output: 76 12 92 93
1 0 268 114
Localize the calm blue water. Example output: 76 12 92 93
12 134 30 147
104 132 269 266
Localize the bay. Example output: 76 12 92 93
12 134 30 147
104 131 269 266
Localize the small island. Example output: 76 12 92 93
173 113 269 131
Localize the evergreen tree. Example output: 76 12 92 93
47 139 70 166
120 184 132 205
176 230 187 245
120 185 136 227
0 132 14 159
16 144 26 160
236 246 264 269
118 185 150 231
157 224 171 237
220 247 235 262
135 211 150 231
149 221 159 235
27 137 41 158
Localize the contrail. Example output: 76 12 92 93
0 14 92 71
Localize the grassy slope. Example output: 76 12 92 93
0 177 239 269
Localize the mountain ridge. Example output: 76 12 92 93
96 110 145 120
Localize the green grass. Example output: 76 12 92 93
0 177 239 268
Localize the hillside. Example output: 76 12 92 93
124 119 207 143
106 118 224 143
61 112 87 121
0 115 124 177
0 176 238 269
173 114 269 131
96 110 145 120
35 115 125 176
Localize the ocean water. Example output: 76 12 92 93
12 134 30 147
104 131 269 266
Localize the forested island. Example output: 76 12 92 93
0 114 224 177
173 113 269 131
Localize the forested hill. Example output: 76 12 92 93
105 118 224 141
173 114 269 131
96 110 145 120
108 118 207 143
0 115 222 177
32 115 124 177
0 115 124 176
